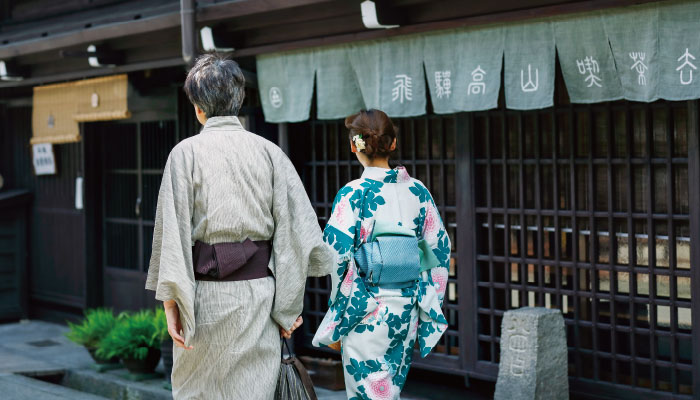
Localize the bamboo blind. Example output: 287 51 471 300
73 74 130 122
31 81 80 144
31 74 131 144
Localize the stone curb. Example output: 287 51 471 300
62 369 172 400
0 373 107 400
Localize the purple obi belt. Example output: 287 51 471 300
192 239 272 282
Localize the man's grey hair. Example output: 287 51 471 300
184 53 246 117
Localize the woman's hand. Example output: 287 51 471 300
164 300 194 350
279 316 303 339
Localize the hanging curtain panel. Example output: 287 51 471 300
423 29 461 114
350 36 426 118
257 50 315 123
256 1 700 123
348 40 381 111
657 1 700 101
604 4 659 102
424 27 504 113
314 45 365 120
503 21 556 110
554 13 622 103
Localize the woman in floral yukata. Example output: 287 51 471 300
312 109 451 400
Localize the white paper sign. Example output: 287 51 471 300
75 177 84 210
32 143 56 175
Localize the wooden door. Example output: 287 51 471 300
94 120 177 313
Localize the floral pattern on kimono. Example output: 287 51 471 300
312 166 451 400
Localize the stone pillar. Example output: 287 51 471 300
494 307 569 400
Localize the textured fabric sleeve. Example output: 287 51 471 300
145 144 197 344
270 149 334 331
422 192 451 301
312 183 379 348
323 185 360 303
415 183 451 356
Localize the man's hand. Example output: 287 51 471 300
164 300 194 350
279 316 303 339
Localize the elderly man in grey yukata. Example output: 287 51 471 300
146 53 333 400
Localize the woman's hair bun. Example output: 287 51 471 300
344 109 397 158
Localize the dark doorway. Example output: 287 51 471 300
87 119 177 313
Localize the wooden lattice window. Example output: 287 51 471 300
471 100 693 398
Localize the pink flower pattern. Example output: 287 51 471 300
361 299 385 324
423 204 438 237
396 166 411 183
322 321 339 335
340 266 354 296
367 372 394 400
410 317 419 336
431 267 448 297
360 225 369 242
334 199 347 225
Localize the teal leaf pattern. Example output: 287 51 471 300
408 182 432 203
359 180 386 219
323 225 354 255
412 207 426 238
332 185 354 212
432 229 451 268
383 169 399 183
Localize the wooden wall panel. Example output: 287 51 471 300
2 104 88 316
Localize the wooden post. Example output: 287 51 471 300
278 123 289 155
456 112 474 387
687 100 700 398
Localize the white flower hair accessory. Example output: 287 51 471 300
352 134 366 151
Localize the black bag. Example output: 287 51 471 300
275 339 317 400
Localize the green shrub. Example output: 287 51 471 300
96 309 162 361
65 308 119 349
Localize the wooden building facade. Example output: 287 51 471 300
0 1 697 399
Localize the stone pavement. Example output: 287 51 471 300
0 320 355 399
0 373 107 400
0 320 450 400
0 320 92 375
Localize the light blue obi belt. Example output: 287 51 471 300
354 220 441 289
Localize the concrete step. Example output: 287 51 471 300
62 369 172 400
63 368 352 400
0 373 108 400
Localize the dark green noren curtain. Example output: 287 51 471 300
256 1 700 123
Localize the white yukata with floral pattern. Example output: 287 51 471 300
312 166 451 400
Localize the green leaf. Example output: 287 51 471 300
96 309 162 360
65 308 119 348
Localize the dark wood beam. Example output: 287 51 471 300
0 57 184 88
196 0 337 23
239 14 363 48
232 0 670 57
0 0 336 61
10 0 124 23
0 56 258 89
214 2 358 33
0 1 177 40
0 12 180 59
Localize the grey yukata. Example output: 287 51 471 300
146 116 333 400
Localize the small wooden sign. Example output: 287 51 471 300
32 143 56 175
